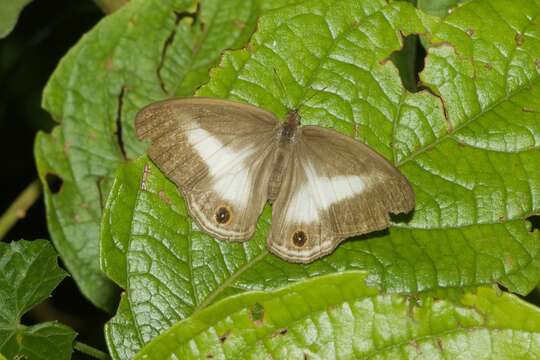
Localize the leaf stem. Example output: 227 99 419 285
73 341 111 360
0 179 42 241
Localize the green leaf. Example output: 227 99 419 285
135 272 540 359
0 0 33 39
35 0 286 311
417 0 464 17
102 0 540 356
0 240 76 360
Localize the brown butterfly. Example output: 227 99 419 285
135 97 415 263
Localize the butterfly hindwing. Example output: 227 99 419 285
135 98 280 241
268 125 415 262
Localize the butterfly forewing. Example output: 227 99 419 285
268 125 415 262
135 98 280 241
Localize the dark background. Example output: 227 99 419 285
1 1 540 358
0 0 108 356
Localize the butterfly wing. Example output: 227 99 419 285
269 125 415 262
136 97 280 241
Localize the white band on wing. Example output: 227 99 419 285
286 161 366 224
187 122 256 208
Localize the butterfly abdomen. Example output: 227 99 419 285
267 122 299 201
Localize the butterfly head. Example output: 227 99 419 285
281 109 301 141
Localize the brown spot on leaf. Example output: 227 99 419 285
522 107 536 113
466 28 475 36
484 63 493 70
271 328 288 337
410 340 421 354
105 58 114 71
233 19 246 29
159 190 171 204
515 33 524 46
249 303 265 326
436 338 444 352
536 59 540 69
219 330 230 343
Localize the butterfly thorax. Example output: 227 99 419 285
281 109 300 141
267 110 300 201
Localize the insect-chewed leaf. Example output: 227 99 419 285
134 272 540 359
102 0 540 358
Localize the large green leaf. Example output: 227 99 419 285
101 0 540 357
416 0 464 17
0 240 76 360
0 0 33 39
135 272 540 359
34 0 291 311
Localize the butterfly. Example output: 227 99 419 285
135 97 415 263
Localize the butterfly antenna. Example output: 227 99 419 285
297 85 329 112
273 67 293 110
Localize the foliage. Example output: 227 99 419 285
136 272 540 359
0 240 75 360
98 0 540 357
0 0 33 38
0 0 537 358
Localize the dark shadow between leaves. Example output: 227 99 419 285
339 209 415 247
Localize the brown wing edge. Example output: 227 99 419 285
134 96 280 242
267 178 414 263
267 125 416 263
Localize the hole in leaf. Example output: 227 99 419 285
249 302 265 326
115 86 127 159
526 215 540 232
157 4 203 94
389 34 427 93
45 173 63 194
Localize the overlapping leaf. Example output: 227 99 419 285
0 240 75 360
101 0 540 357
0 0 33 38
135 272 540 359
34 0 291 311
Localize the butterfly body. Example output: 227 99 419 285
136 97 414 263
